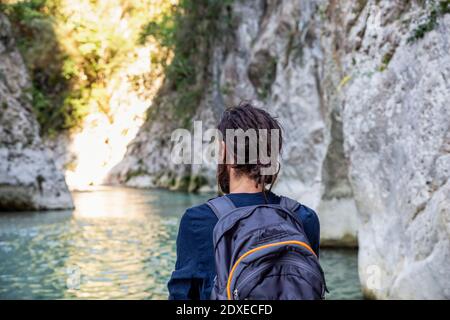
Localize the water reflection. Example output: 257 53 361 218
0 187 362 299
320 249 362 300
0 187 208 299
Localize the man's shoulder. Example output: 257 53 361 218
182 201 217 223
297 203 319 224
177 201 217 240
277 194 319 223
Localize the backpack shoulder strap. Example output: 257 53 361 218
279 196 305 229
207 196 236 219
279 196 301 213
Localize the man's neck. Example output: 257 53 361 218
229 174 263 194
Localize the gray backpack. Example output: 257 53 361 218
207 195 327 300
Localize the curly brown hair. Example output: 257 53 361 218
217 101 283 200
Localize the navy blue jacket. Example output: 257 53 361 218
167 191 320 300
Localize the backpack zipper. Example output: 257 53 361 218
226 240 316 300
233 263 272 299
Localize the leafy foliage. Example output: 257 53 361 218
408 0 450 43
1 0 234 133
140 0 234 127
1 0 172 135
1 0 72 135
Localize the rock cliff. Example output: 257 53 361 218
109 0 450 298
0 14 73 211
335 1 450 299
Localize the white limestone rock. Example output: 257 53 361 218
0 14 73 211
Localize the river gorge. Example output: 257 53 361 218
1 0 449 299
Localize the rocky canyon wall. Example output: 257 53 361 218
0 14 73 210
110 0 450 299
332 1 450 299
109 0 359 245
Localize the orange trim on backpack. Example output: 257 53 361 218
226 240 316 300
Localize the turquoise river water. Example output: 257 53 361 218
0 187 362 299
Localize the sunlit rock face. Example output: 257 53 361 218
0 14 73 210
41 0 171 191
45 45 163 191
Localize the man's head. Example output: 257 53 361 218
216 101 283 196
